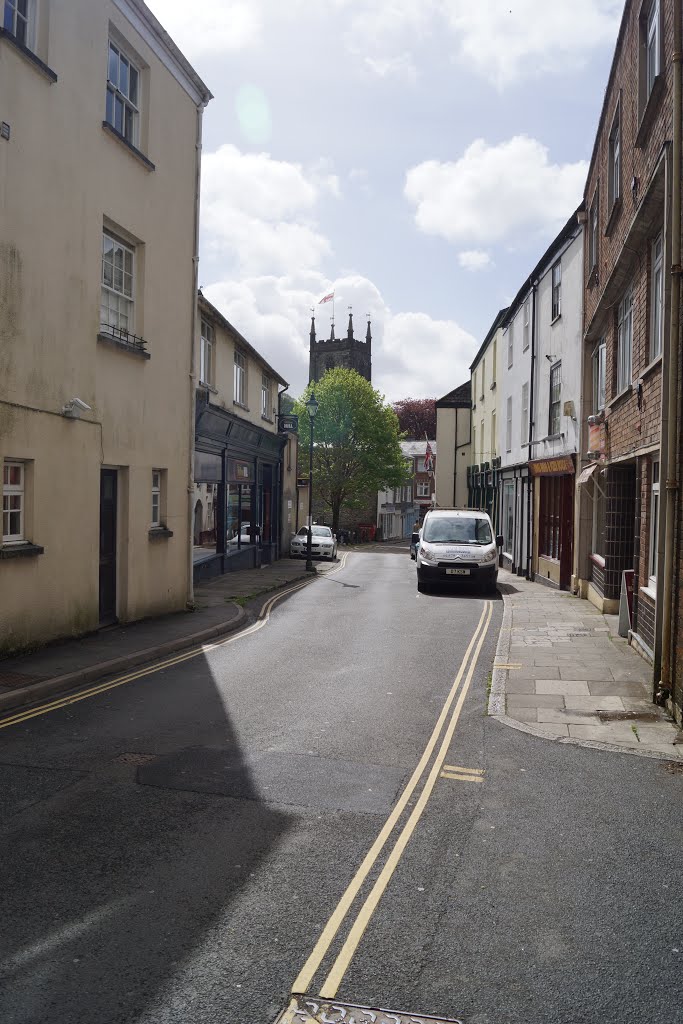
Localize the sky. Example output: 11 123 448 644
148 0 623 402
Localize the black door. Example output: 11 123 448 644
99 469 117 624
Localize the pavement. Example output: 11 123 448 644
0 556 338 713
489 568 683 760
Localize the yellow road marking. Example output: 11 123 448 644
290 600 492 996
442 765 483 775
440 771 483 783
494 663 522 670
318 601 493 999
0 553 349 732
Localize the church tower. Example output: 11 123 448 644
308 311 372 384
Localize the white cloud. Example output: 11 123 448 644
379 311 475 400
363 53 418 82
405 136 587 246
146 0 261 57
458 250 492 272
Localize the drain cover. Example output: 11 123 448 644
276 997 464 1024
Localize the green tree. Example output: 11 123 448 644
294 368 406 533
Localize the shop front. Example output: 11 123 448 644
193 396 285 581
530 455 575 590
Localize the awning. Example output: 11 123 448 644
578 464 598 486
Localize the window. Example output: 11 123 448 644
234 349 246 405
261 374 272 419
649 459 660 584
507 321 514 368
592 339 606 413
151 470 161 527
503 482 514 553
521 382 528 445
3 0 32 47
539 477 561 559
472 370 477 404
523 299 530 351
608 106 621 208
549 361 562 436
106 40 140 145
506 396 512 452
199 319 214 386
417 480 430 497
481 357 486 397
651 232 664 359
646 0 660 99
551 261 562 320
492 338 497 383
491 411 496 456
480 419 485 457
617 287 633 392
101 231 134 333
2 461 24 542
473 427 476 461
589 190 599 272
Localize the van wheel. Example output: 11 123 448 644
417 578 428 593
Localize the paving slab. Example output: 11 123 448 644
535 680 590 696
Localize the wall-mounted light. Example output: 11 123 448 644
62 398 91 419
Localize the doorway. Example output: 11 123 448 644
99 469 117 625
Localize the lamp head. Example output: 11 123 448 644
306 393 319 419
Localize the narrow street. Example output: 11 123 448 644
1 549 681 1024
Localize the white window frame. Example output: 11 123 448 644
506 396 512 453
649 458 660 585
199 319 214 387
106 39 140 146
592 339 606 413
261 374 271 419
507 321 514 369
551 260 562 320
608 105 621 209
234 349 247 406
491 410 496 457
521 382 528 446
650 232 664 360
549 361 562 436
151 470 161 528
492 338 497 383
416 480 430 498
480 419 485 457
101 230 135 334
617 287 634 393
646 0 660 99
589 191 599 271
4 0 35 48
523 299 530 351
2 460 24 543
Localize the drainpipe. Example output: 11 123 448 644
453 406 458 506
526 281 537 580
187 102 207 610
659 3 682 706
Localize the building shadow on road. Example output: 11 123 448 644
0 650 292 1024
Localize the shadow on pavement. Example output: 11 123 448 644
0 649 291 1024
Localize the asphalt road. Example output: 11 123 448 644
0 550 681 1024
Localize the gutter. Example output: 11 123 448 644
659 3 682 712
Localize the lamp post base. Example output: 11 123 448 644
305 561 316 573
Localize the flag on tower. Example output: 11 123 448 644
319 291 334 304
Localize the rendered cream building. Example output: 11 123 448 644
0 0 211 651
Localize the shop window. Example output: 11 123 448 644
539 476 561 560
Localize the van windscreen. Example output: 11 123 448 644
422 517 492 544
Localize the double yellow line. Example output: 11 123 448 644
292 599 494 999
0 553 348 732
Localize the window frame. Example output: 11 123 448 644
521 381 529 446
151 469 161 528
617 286 634 393
548 361 562 437
592 339 606 413
646 0 661 100
523 299 530 351
2 460 24 543
551 260 562 320
101 230 135 335
608 104 621 210
650 231 664 360
261 373 272 420
234 348 247 406
506 396 512 453
589 189 599 272
507 321 514 369
3 0 33 49
649 458 660 585
416 479 431 498
199 319 214 387
491 410 496 457
106 39 141 147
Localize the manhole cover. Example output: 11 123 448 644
276 997 464 1024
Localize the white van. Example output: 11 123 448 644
415 507 502 594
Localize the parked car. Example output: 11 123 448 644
415 508 503 594
290 525 338 561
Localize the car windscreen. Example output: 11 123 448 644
296 526 332 537
422 516 492 544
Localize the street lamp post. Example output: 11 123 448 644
305 392 319 572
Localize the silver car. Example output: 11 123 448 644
290 525 338 561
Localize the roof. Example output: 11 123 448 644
131 1 212 105
400 441 436 457
198 292 288 388
469 308 509 372
436 380 471 408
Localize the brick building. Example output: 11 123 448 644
575 0 680 718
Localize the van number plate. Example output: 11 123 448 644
446 568 470 575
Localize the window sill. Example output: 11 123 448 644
102 121 155 171
641 353 662 379
198 381 218 394
0 542 45 559
635 75 665 149
261 415 275 424
639 584 656 602
604 197 622 237
607 383 633 410
98 332 151 359
0 28 57 82
149 527 173 539
550 314 562 326
233 401 249 412
590 553 605 568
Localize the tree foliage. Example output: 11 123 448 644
392 397 436 440
294 368 406 532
